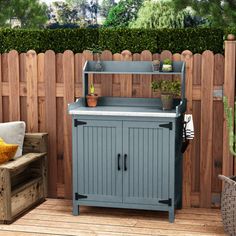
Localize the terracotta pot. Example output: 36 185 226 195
161 94 173 110
86 94 98 107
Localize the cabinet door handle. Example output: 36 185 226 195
124 154 127 171
117 154 121 171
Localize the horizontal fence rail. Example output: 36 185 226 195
0 46 235 208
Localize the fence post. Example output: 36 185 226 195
223 34 236 177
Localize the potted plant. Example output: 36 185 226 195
151 79 181 110
88 46 103 71
86 83 98 107
218 97 236 235
152 60 160 71
162 58 173 72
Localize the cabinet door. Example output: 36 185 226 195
123 121 170 205
75 120 123 203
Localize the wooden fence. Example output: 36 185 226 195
0 39 236 208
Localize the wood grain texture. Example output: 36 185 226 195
0 199 225 236
82 50 93 94
200 51 214 208
132 53 141 97
101 50 113 96
63 50 74 199
181 50 193 208
0 55 2 122
0 49 230 207
140 50 152 97
223 41 235 177
112 53 121 97
120 50 132 97
44 50 57 198
26 50 38 132
191 101 201 193
8 50 20 121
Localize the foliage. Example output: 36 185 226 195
99 28 224 54
100 0 116 17
223 97 236 156
98 28 158 53
172 0 236 27
66 0 99 25
151 80 181 96
103 0 143 27
0 27 231 54
130 0 187 29
0 0 48 28
90 83 95 95
163 59 172 65
52 2 80 24
0 28 98 53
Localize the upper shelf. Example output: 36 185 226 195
83 61 185 75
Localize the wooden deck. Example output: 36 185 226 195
0 199 225 236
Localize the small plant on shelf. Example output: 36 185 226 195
86 83 98 107
162 58 173 72
152 59 160 71
88 45 103 71
151 79 181 110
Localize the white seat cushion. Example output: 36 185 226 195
0 121 26 158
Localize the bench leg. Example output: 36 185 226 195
73 204 79 216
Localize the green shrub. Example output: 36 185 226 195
0 27 233 54
156 28 224 54
98 28 158 53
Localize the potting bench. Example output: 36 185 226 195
68 60 186 223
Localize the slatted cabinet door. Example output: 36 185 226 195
75 120 123 203
123 121 170 205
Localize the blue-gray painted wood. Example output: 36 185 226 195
70 60 186 222
75 120 123 203
84 61 184 74
83 60 186 100
123 121 170 206
68 97 186 118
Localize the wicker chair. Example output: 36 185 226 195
218 175 236 236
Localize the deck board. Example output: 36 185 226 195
0 199 225 236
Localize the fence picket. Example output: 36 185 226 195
121 50 132 97
140 50 152 97
200 50 214 208
63 50 74 199
45 50 57 197
0 55 2 122
101 50 113 96
8 50 20 121
223 40 236 177
181 50 193 208
26 50 38 132
112 53 121 97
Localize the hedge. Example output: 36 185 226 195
0 27 233 54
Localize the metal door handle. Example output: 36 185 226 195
117 154 121 171
124 154 127 171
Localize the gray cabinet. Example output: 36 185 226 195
69 60 186 223
123 121 170 206
74 120 123 203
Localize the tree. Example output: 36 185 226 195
100 0 116 17
130 0 206 29
52 2 80 24
103 0 143 27
130 0 187 29
0 0 48 28
172 0 236 27
66 0 99 24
